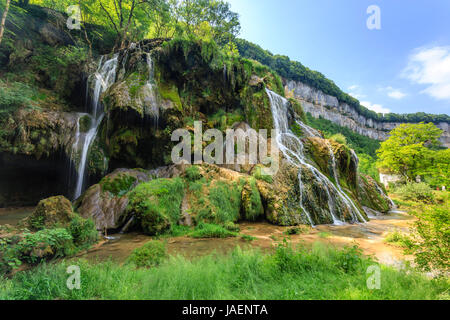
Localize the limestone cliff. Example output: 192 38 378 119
285 80 450 148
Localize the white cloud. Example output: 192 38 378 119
382 86 407 100
360 101 391 114
348 85 366 100
402 46 450 100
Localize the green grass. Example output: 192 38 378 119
0 243 447 300
189 223 237 239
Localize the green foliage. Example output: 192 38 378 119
189 223 237 238
329 133 347 146
126 241 168 268
185 166 203 182
0 80 35 119
207 181 242 224
240 234 256 242
358 154 380 182
127 178 185 235
283 226 310 236
385 231 414 249
1 243 447 300
420 149 450 188
241 178 264 221
16 228 73 264
100 174 137 197
67 216 99 248
252 165 273 184
377 122 443 181
394 183 435 203
410 203 449 274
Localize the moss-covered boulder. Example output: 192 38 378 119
26 196 75 230
126 178 185 235
357 174 393 214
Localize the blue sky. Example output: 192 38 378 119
227 0 450 116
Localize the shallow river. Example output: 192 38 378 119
0 207 414 267
79 210 415 267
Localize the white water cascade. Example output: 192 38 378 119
73 54 119 199
266 89 367 225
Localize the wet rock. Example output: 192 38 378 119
39 23 74 46
76 169 153 230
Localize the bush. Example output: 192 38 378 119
68 215 99 248
385 231 414 249
185 166 203 182
101 174 137 197
126 241 168 268
283 226 309 235
395 183 435 203
252 165 273 184
17 229 74 264
127 178 185 235
329 133 348 146
189 223 237 239
410 205 449 274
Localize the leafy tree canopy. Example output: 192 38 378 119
377 123 444 182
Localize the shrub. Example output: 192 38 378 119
207 181 242 224
185 166 203 182
127 178 185 235
127 241 168 268
410 205 449 274
241 178 264 221
252 165 273 184
395 183 435 203
385 231 414 249
17 229 74 264
189 223 237 239
68 215 99 248
329 133 348 146
101 174 137 197
223 221 240 232
283 226 309 235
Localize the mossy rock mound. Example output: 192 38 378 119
357 175 392 213
27 196 75 230
126 178 185 236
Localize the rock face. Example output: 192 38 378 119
285 80 450 148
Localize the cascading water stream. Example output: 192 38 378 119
266 89 367 225
73 54 119 199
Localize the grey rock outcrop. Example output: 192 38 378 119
285 80 450 148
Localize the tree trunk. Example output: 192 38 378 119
0 0 11 46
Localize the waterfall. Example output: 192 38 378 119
145 53 160 123
266 89 367 225
73 54 119 199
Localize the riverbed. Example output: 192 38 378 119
79 210 415 267
0 206 414 267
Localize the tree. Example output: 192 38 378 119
171 0 240 44
376 122 443 182
421 149 450 188
0 0 11 46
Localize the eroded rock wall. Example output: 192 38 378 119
285 80 450 148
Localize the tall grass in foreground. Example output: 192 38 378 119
0 243 448 300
